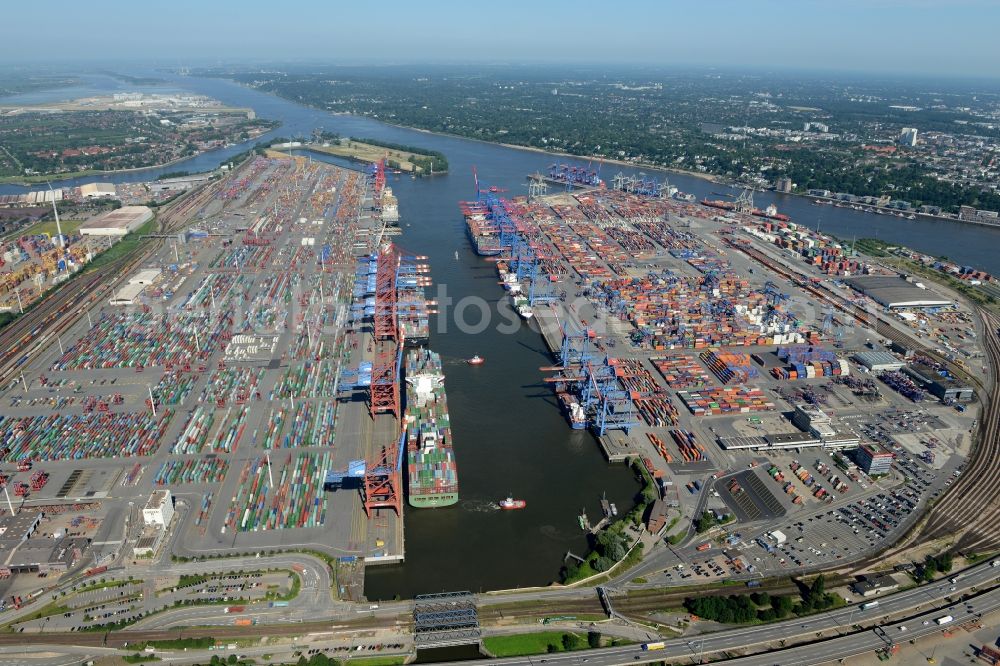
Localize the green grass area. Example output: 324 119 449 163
0 169 101 184
3 218 83 240
349 657 408 666
123 654 161 663
1 600 69 626
73 578 135 594
483 631 585 657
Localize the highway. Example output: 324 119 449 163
421 561 1000 666
3 558 996 665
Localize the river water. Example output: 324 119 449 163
3 73 998 597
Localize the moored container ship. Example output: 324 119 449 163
405 348 458 508
700 199 791 222
463 209 503 256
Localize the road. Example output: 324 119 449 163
3 558 997 666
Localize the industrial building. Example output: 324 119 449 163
646 498 670 534
718 430 859 451
79 206 153 237
0 536 89 575
792 404 835 439
851 572 900 597
903 366 975 403
79 183 117 199
0 512 42 543
128 268 161 286
854 444 895 476
853 351 906 372
843 275 952 309
109 283 145 306
142 489 174 528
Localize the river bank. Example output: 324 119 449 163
806 193 999 230
0 149 220 186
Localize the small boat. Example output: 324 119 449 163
499 496 526 510
610 502 618 517
454 251 459 260
467 355 485 365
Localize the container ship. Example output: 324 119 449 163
459 204 503 256
700 199 791 222
405 348 458 508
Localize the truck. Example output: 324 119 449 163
696 542 711 552
224 606 245 614
860 601 879 611
935 615 953 625
641 642 666 651
269 601 289 608
233 618 256 626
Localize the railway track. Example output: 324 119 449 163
0 614 407 649
917 307 1000 552
728 237 1000 560
0 166 237 388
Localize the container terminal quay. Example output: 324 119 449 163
0 150 998 664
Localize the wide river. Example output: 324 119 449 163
3 74 998 598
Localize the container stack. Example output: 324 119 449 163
676 387 775 416
700 350 759 384
651 355 712 389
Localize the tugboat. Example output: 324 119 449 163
498 496 527 510
467 355 485 365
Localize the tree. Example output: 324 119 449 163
588 631 602 649
562 633 582 651
772 595 794 617
750 591 770 607
810 574 826 600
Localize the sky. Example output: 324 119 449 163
3 0 1000 78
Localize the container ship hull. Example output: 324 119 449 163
700 199 791 222
405 348 459 508
465 217 502 257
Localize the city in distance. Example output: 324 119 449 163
0 2 998 666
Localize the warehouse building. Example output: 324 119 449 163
903 366 975 403
853 444 894 476
79 183 117 199
128 268 161 285
718 430 859 451
853 351 905 372
109 283 145 306
79 206 153 237
0 512 42 543
646 499 670 535
843 275 952 309
0 536 89 575
142 489 174 528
